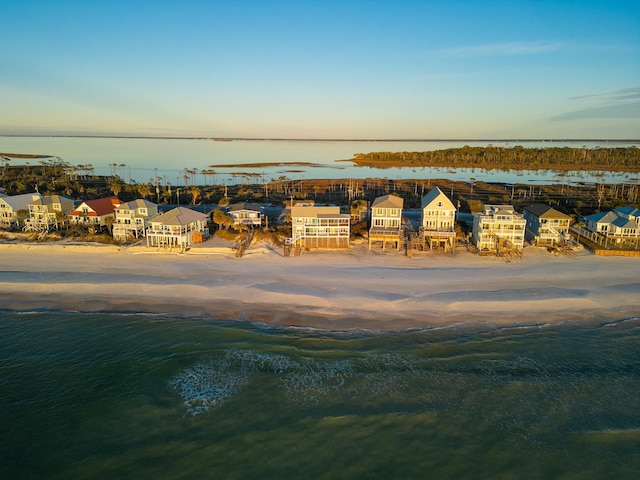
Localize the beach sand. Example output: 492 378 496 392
1 240 639 329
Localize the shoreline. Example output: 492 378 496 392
1 241 639 330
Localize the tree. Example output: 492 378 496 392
109 177 124 197
212 209 233 230
55 211 68 231
137 183 152 199
190 186 201 205
103 215 115 234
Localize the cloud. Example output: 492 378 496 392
553 87 640 121
552 102 640 121
569 87 640 102
440 41 565 57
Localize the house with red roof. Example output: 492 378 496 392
69 196 122 229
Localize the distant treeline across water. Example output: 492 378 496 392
348 146 640 171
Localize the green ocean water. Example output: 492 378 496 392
1 312 639 479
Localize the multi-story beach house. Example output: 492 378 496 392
472 204 527 253
368 194 404 250
420 187 457 252
0 192 42 229
523 204 572 246
112 199 159 241
226 202 263 228
146 206 209 250
290 205 350 249
23 194 75 232
69 196 122 230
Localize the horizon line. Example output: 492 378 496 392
1 134 639 143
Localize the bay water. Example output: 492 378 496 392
2 311 639 479
1 136 638 186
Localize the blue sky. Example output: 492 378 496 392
2 0 638 139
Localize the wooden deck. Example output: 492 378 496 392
570 226 640 256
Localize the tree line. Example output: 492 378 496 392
348 146 640 171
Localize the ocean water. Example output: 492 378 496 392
1 312 639 479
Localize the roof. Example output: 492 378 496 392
291 205 341 218
72 197 122 217
612 216 639 229
585 211 618 224
31 195 75 213
524 204 571 219
0 192 42 211
227 202 262 213
151 206 208 226
421 187 455 210
118 198 156 210
614 206 640 218
371 194 404 209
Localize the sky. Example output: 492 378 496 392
1 0 639 139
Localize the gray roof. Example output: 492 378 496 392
524 204 571 219
120 198 157 210
151 207 208 226
227 202 262 212
371 194 404 209
0 192 42 211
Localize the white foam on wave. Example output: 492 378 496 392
184 349 430 414
168 350 302 415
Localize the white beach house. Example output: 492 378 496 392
420 186 457 252
584 208 640 240
369 194 404 250
0 192 42 229
146 206 209 249
472 204 526 253
226 202 263 228
290 205 350 249
23 194 75 232
112 199 159 241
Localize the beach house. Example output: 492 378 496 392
0 192 42 229
69 196 122 230
226 202 263 228
112 199 159 241
369 194 404 250
290 205 350 249
420 187 457 252
472 204 526 253
523 204 572 246
23 194 75 232
584 208 640 240
146 206 209 249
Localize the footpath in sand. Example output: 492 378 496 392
1 239 639 329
